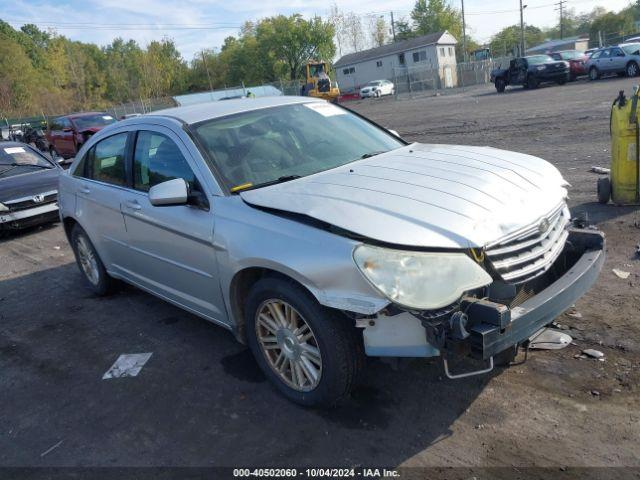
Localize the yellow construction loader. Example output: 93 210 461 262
301 61 340 102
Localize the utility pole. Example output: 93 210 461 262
555 0 567 39
519 0 527 56
390 11 396 42
461 0 467 62
201 50 214 94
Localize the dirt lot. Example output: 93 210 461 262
1 78 639 476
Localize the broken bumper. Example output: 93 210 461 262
0 203 59 230
469 229 605 359
361 229 604 359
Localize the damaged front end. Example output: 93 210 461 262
356 227 605 376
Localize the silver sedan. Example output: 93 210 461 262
59 97 604 406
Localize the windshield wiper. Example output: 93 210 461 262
360 151 387 159
232 175 302 193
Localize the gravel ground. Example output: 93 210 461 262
1 77 639 476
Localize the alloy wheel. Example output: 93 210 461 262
76 236 100 286
255 299 323 392
628 63 638 77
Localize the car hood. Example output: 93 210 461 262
240 144 568 249
0 167 60 203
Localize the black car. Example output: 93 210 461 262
0 142 62 232
490 55 570 92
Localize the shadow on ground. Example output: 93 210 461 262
0 264 493 466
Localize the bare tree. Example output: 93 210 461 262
369 15 388 47
328 4 346 57
344 11 365 52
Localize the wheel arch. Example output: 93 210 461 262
228 266 321 343
62 215 79 243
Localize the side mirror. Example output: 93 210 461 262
149 178 188 206
388 129 401 138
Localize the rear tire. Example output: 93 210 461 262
70 225 114 296
495 78 506 93
597 177 611 204
245 277 364 407
526 75 539 89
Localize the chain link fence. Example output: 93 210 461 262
392 57 512 99
106 96 177 119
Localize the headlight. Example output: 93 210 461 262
353 245 492 310
0 202 8 212
536 65 546 71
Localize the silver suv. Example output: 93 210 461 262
59 97 604 406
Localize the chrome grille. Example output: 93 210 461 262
486 203 570 284
4 190 57 211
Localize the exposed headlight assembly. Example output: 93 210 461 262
353 245 492 310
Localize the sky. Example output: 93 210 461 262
1 0 632 60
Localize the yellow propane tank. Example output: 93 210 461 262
603 88 640 205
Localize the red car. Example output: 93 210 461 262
46 112 116 160
550 50 588 80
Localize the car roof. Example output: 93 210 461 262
150 96 324 125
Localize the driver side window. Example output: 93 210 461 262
133 131 198 192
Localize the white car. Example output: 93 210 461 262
360 80 394 98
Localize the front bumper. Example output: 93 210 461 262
361 229 604 359
469 229 604 359
0 203 59 229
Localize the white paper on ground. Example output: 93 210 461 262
102 353 152 379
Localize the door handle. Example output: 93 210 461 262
124 200 142 211
79 186 90 194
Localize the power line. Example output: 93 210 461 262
555 0 567 39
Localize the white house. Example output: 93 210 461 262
334 31 458 93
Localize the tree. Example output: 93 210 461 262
411 0 462 39
255 14 335 80
489 25 545 57
370 16 388 47
342 12 364 53
0 33 40 116
394 17 416 41
590 9 635 46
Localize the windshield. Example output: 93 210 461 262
367 81 382 86
526 55 554 65
558 50 584 60
72 114 116 130
192 102 404 191
623 44 640 55
0 145 54 177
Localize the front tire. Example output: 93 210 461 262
526 75 539 89
245 277 364 407
627 61 639 77
589 67 600 81
70 225 114 295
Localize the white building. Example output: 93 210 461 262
334 31 458 93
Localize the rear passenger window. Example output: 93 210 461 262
133 131 197 192
87 133 128 186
